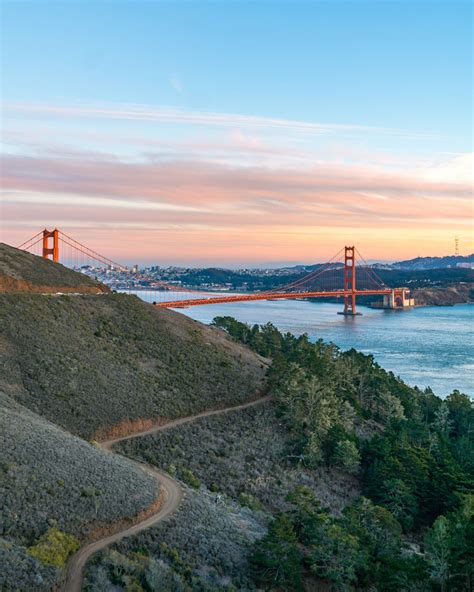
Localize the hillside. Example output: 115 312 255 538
0 243 108 294
0 292 266 439
2 247 472 592
0 249 268 591
392 253 474 270
83 318 474 592
0 392 159 592
413 283 474 306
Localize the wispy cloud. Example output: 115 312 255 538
3 100 439 140
2 152 471 220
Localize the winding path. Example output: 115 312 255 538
64 395 272 592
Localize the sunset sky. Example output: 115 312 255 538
1 1 472 266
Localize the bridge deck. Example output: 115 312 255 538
154 289 395 308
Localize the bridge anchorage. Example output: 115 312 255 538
17 229 415 315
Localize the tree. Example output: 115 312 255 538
274 364 341 465
443 495 474 592
251 514 303 590
380 478 418 531
332 439 361 474
425 516 451 592
309 523 362 590
434 402 453 436
445 390 473 439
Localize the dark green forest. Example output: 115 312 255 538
213 317 474 592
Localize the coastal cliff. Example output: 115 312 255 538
414 283 473 306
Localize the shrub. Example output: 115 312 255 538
83 488 266 591
180 468 200 489
1 394 158 545
27 527 79 567
238 492 263 511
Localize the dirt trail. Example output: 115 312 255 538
64 394 272 592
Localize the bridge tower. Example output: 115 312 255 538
42 228 59 262
341 246 360 316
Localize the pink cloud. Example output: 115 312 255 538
2 150 472 263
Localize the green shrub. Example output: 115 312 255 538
238 492 263 510
180 468 200 489
27 527 79 567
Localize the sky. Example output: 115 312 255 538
1 0 473 266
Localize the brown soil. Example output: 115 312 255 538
93 417 168 441
85 487 167 545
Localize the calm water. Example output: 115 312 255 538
184 300 473 398
130 291 473 397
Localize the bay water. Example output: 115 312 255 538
131 290 473 397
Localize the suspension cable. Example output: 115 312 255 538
17 231 44 249
355 248 387 287
265 247 345 293
58 232 128 271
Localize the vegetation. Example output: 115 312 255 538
0 294 266 439
0 243 107 294
27 527 79 567
116 401 359 514
83 487 267 591
90 317 472 590
1 392 158 546
0 538 58 592
0 391 159 591
0 250 268 590
213 317 474 590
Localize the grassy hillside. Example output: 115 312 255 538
117 400 359 513
0 243 108 294
0 248 269 590
0 293 267 439
0 392 159 591
84 487 267 591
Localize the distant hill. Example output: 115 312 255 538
390 253 474 271
0 243 108 294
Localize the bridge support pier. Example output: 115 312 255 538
382 289 415 309
338 246 362 316
42 228 59 262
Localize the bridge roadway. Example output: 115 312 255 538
154 288 396 308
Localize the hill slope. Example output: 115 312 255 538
0 292 267 439
0 246 268 590
0 392 159 591
0 243 108 294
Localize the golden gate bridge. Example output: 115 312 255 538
17 228 414 315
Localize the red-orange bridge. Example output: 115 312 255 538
17 228 414 315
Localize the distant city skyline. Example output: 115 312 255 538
1 1 472 265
